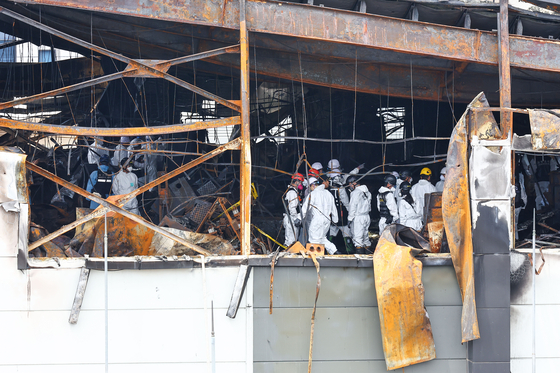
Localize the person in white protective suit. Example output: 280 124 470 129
301 177 340 255
398 181 423 231
410 167 437 223
377 174 399 234
87 137 110 165
346 175 372 255
435 167 447 192
326 159 365 253
127 136 142 159
112 157 140 215
283 173 304 247
112 136 130 167
394 169 412 202
132 136 158 190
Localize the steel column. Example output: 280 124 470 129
498 0 512 137
239 0 252 255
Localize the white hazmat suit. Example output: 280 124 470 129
87 139 109 165
398 197 423 231
377 185 398 234
302 184 338 254
112 169 140 215
283 186 301 247
410 179 437 222
348 184 372 248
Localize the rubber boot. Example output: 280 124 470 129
344 237 355 255
355 247 365 255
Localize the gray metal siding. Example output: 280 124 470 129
253 265 466 372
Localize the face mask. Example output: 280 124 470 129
440 175 445 181
297 184 303 191
410 178 413 183
127 167 133 172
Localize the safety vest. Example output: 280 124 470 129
94 169 112 196
378 191 393 223
329 187 348 226
286 186 301 213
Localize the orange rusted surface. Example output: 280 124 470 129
442 93 482 343
427 221 444 253
0 116 241 137
373 226 435 370
528 109 560 150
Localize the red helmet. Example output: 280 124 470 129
308 168 320 178
292 173 304 182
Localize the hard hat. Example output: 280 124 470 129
327 159 340 170
420 167 432 176
400 170 411 179
392 171 399 179
440 167 447 175
292 173 304 182
346 175 359 185
311 162 323 170
384 175 397 186
309 177 319 185
120 136 130 143
308 168 320 178
400 180 412 193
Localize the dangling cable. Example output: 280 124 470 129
353 49 358 141
433 85 440 161
297 50 307 155
254 43 261 136
329 87 333 161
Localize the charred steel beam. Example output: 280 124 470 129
11 0 560 73
27 138 241 252
239 0 252 256
498 0 512 136
0 6 241 112
0 116 240 136
26 162 212 256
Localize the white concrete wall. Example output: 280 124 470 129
510 249 560 373
0 207 253 373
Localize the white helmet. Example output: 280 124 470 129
440 167 447 175
327 159 340 170
120 136 130 143
311 162 323 170
309 177 319 185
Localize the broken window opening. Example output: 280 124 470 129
378 106 405 140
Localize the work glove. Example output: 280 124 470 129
92 192 102 198
294 218 302 227
358 163 365 170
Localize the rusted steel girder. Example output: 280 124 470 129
0 6 241 112
26 162 212 256
498 0 512 137
239 0 252 256
0 116 240 136
13 0 560 74
27 138 241 252
442 93 482 343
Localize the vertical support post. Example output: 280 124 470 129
239 0 252 255
498 0 512 138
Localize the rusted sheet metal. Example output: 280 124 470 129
0 147 28 204
0 116 240 136
442 93 482 343
373 225 435 370
11 0 560 73
528 109 560 150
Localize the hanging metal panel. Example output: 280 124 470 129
373 225 435 370
442 93 482 343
